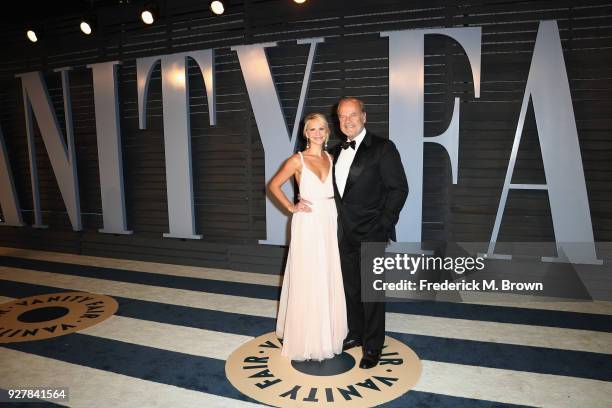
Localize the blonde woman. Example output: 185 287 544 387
268 112 348 361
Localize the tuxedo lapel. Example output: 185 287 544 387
332 143 341 166
343 131 372 198
332 143 341 199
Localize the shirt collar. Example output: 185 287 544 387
348 128 366 150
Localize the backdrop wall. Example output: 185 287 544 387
0 0 610 273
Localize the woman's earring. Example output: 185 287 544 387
325 139 328 150
306 137 310 149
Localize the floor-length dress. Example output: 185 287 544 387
276 151 348 361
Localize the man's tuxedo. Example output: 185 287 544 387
332 130 408 351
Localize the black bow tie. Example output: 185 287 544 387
341 140 356 150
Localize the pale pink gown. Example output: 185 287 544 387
276 151 348 361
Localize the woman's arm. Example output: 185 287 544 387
268 155 311 213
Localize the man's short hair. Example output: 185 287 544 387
337 97 365 113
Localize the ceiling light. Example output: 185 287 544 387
294 0 307 3
141 10 154 24
26 29 38 43
210 1 225 15
141 3 159 25
80 17 95 35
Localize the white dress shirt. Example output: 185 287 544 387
335 128 367 197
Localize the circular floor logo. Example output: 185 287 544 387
0 292 118 343
226 332 421 407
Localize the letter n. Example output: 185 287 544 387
15 69 81 230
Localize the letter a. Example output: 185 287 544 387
485 21 600 264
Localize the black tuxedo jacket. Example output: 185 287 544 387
332 131 408 245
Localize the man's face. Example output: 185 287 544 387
338 100 366 140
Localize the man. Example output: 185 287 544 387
332 97 408 369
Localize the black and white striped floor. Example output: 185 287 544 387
0 247 610 407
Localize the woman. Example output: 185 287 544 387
268 112 348 361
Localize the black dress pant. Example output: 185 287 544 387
339 237 386 351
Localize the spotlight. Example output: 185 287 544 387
26 29 38 43
141 2 159 25
79 17 96 35
210 0 226 15
141 10 154 24
294 0 307 3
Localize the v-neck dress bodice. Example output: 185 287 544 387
297 151 334 200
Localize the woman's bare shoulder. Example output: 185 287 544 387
285 153 302 168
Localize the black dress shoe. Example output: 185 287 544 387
359 349 381 369
342 338 362 351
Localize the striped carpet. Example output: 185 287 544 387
0 247 610 407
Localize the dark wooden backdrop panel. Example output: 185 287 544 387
0 0 610 272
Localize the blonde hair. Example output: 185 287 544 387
302 112 330 142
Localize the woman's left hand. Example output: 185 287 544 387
293 198 312 213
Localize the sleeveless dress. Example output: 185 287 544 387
276 151 348 361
